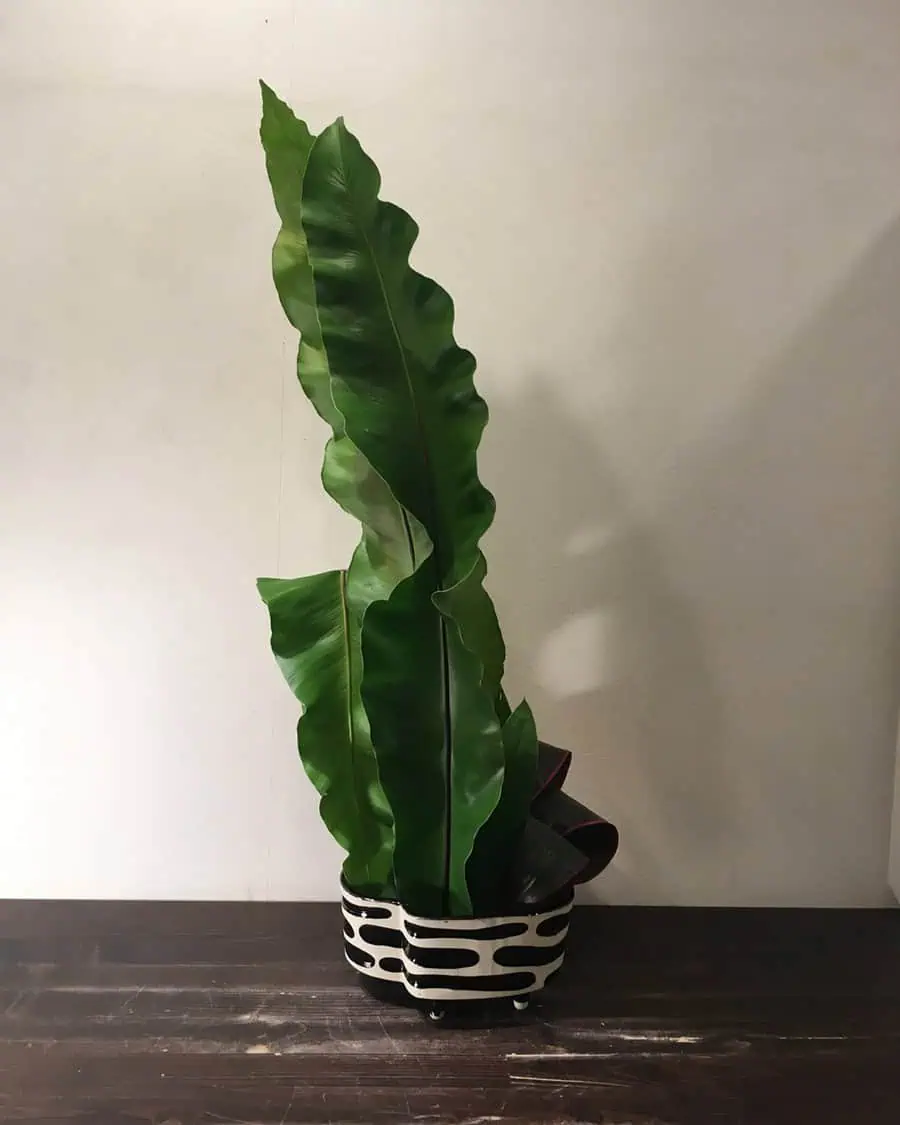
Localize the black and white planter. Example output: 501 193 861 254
339 742 618 1018
341 883 574 1018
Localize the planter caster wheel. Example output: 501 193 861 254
428 1006 445 1022
513 997 530 1012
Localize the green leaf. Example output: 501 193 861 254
259 84 317 341
256 571 393 893
259 93 516 915
261 82 431 588
260 86 432 899
259 82 312 230
360 568 504 916
299 119 496 588
432 551 505 710
467 699 539 912
293 118 508 915
260 82 338 429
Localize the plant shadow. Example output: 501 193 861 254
481 381 730 905
480 214 900 905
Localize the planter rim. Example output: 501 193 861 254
340 877 574 923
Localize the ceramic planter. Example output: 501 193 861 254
341 883 574 1018
338 743 617 1018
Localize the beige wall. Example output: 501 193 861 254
892 737 900 899
2 0 899 903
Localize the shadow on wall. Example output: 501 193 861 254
483 382 730 905
482 214 900 906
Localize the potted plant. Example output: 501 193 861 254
257 83 618 1018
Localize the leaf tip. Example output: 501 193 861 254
325 115 352 140
259 80 293 122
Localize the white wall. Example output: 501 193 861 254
892 729 900 900
2 0 899 904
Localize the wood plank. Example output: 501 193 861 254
0 901 898 1123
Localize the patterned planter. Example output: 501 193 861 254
341 883 574 1018
340 743 617 1018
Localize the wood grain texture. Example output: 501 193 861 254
0 901 898 1123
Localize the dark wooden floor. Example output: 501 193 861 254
1 901 898 1124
